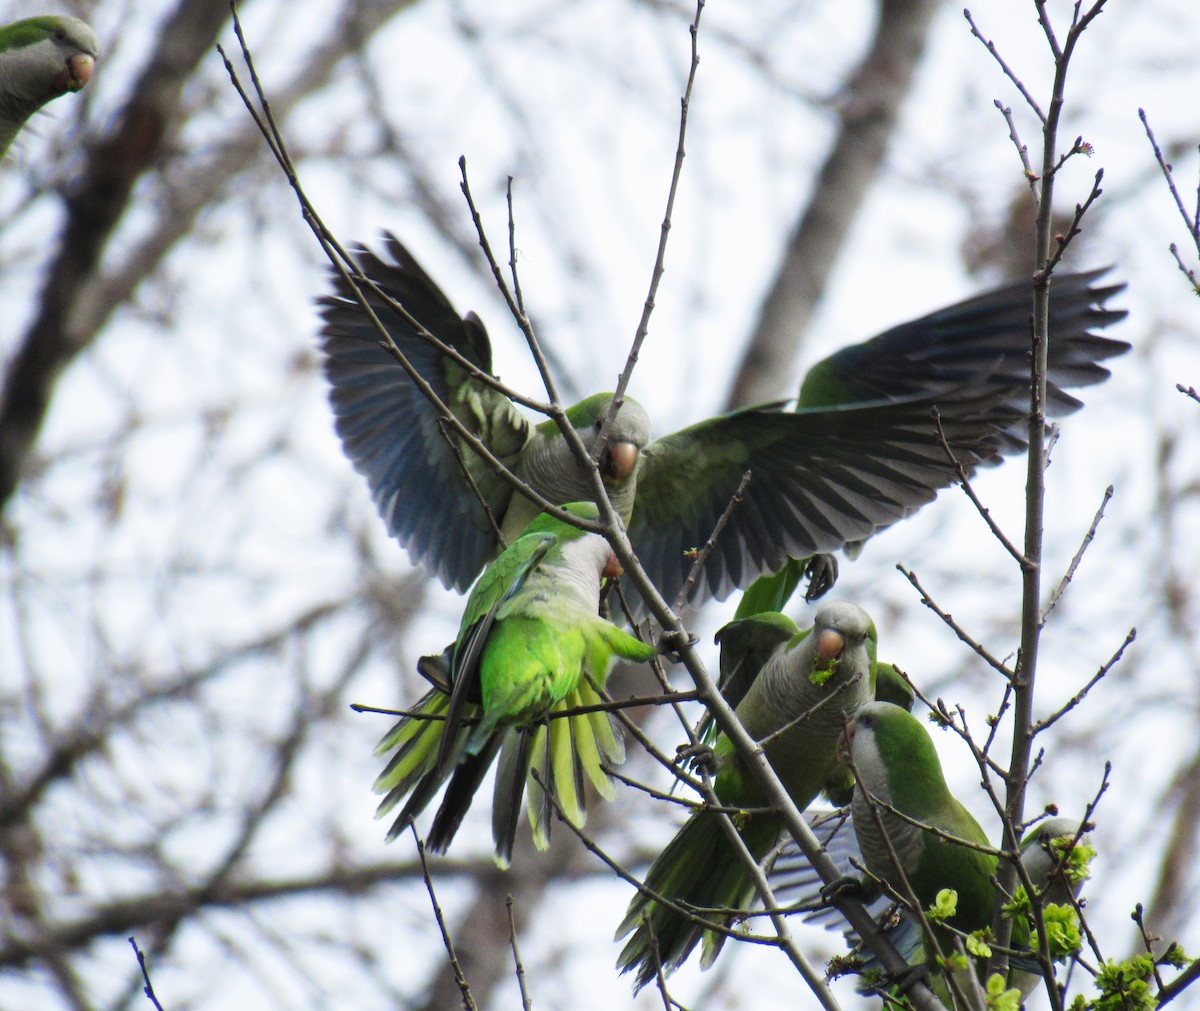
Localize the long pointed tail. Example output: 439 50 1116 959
373 688 474 841
615 808 780 992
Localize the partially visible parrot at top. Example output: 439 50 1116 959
614 601 878 991
372 502 656 867
317 234 1128 608
0 16 96 160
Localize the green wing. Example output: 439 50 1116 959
440 530 558 762
630 382 1015 607
319 234 532 591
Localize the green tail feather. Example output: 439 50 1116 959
615 808 781 992
373 688 479 842
733 560 805 619
523 682 626 851
374 689 456 807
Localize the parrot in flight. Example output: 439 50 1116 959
773 702 1093 1001
372 502 656 867
318 235 1127 607
614 601 877 991
0 16 96 160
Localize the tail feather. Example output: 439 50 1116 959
492 728 534 868
525 723 555 849
615 808 780 992
426 731 504 853
373 689 450 794
374 689 479 842
535 709 579 842
578 675 625 793
524 684 629 851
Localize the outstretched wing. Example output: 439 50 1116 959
318 234 532 591
799 270 1129 450
630 381 1018 606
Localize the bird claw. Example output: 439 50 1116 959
657 629 699 662
676 741 717 776
804 554 839 601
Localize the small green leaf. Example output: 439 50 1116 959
985 973 1021 1011
1039 904 1082 960
809 656 838 686
927 888 958 922
966 932 992 959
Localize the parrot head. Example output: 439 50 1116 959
6 17 98 99
564 393 652 486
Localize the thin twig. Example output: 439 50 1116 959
602 0 707 454
1045 166 1104 274
965 9 1046 123
505 895 533 1011
932 407 1026 565
1139 108 1200 290
127 937 166 1011
458 159 562 409
897 565 1015 681
1033 628 1135 733
414 832 479 1011
1041 484 1113 622
993 100 1040 197
672 470 751 612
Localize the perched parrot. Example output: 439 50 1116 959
691 612 914 792
773 702 1093 1000
842 700 998 991
372 502 656 867
318 235 1128 606
0 16 96 159
614 601 877 992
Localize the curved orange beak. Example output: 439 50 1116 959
54 53 94 95
814 628 846 661
600 441 639 483
602 551 624 581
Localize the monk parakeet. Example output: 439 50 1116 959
692 614 913 795
782 703 1093 999
318 235 1127 605
0 16 96 159
372 502 656 867
614 601 877 991
843 700 998 990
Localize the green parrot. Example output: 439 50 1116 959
614 600 877 992
318 235 1127 605
0 16 96 160
372 502 656 867
843 700 997 989
835 703 1093 1000
691 614 913 796
768 803 1092 1001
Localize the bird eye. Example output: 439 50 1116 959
53 29 66 41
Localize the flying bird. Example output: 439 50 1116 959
319 235 1127 608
